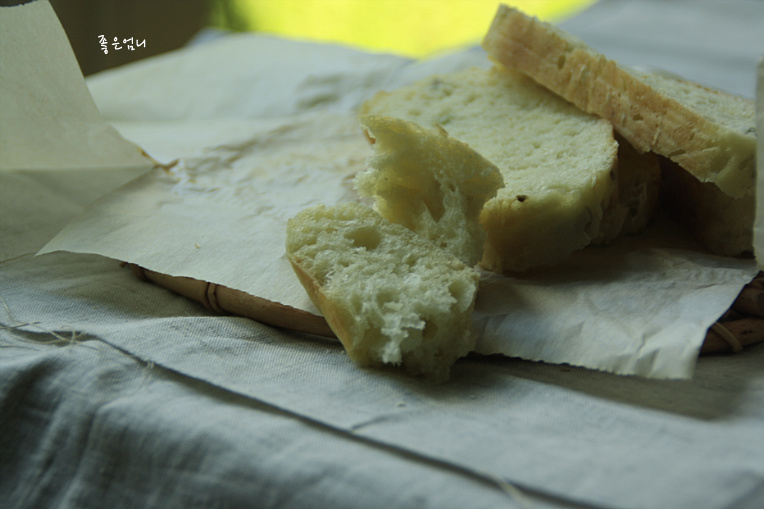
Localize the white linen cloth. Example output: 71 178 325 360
1 1 763 508
2 252 763 509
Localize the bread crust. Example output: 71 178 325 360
482 4 756 199
287 254 370 363
285 203 479 381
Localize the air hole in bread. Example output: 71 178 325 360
375 288 396 307
429 78 454 97
422 195 445 223
556 54 566 69
346 226 382 251
448 278 471 307
437 114 453 125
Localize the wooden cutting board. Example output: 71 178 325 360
125 263 763 356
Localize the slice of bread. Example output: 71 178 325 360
355 114 504 266
594 134 662 244
660 157 754 256
285 202 479 382
482 5 756 203
359 66 622 273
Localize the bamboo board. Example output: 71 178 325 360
125 264 763 356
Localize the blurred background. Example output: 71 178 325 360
48 0 596 76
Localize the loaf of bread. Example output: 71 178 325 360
355 114 504 266
482 4 756 254
285 202 479 382
359 66 630 273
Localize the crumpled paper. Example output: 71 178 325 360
42 111 368 314
13 0 759 379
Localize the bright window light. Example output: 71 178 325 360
211 0 597 58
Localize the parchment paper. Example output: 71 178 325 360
16 0 759 379
0 0 152 172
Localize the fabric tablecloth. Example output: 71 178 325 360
2 1 763 508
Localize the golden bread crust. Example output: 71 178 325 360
482 4 756 199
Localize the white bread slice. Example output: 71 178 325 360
359 66 620 273
594 134 662 244
355 114 505 266
660 157 754 256
482 4 756 203
285 202 479 382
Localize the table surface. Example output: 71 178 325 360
2 1 764 508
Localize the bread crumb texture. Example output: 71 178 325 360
286 202 479 382
482 4 756 199
360 66 618 272
355 114 504 266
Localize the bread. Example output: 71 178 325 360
285 202 479 382
359 66 624 273
660 157 754 256
482 4 756 254
594 134 662 244
354 114 504 266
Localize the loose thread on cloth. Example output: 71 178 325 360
0 294 157 392
0 295 87 346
